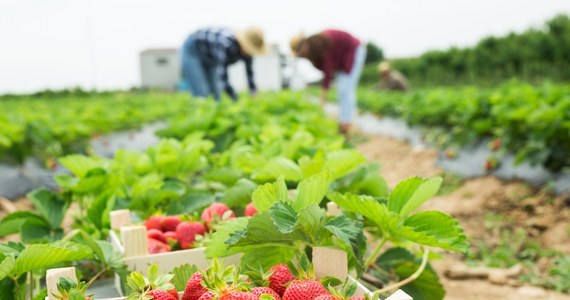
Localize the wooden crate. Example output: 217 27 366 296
46 247 412 300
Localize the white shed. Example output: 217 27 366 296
140 49 180 90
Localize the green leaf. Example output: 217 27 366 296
59 155 101 178
252 157 303 182
400 211 469 253
395 262 445 300
346 164 389 198
27 188 68 229
239 245 297 272
293 171 331 211
297 205 326 244
0 213 30 237
21 217 52 243
73 168 108 194
87 194 114 232
251 177 288 212
220 179 257 208
328 192 403 237
325 216 365 255
323 150 366 180
388 177 442 216
0 256 15 281
171 264 198 291
270 202 298 234
227 212 306 247
376 248 444 300
14 243 93 275
205 218 250 258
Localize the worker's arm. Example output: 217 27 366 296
214 41 238 100
243 56 257 96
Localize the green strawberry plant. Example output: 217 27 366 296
206 172 367 273
328 176 468 300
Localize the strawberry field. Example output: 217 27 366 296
0 89 569 300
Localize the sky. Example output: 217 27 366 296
0 0 569 94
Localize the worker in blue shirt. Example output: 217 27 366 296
181 27 266 100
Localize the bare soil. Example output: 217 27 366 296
356 133 570 299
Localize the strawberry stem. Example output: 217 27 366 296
364 237 387 268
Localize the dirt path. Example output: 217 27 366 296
356 133 570 299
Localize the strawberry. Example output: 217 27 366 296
147 289 177 300
197 292 215 300
182 271 207 300
244 202 258 217
313 295 337 300
282 280 328 300
145 215 163 231
148 237 171 254
168 288 180 300
251 287 281 299
268 264 297 296
201 203 235 227
219 291 256 300
148 229 167 243
176 221 207 249
161 216 182 232
164 231 178 241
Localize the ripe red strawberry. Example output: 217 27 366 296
282 280 328 300
313 295 337 300
251 287 281 299
168 288 180 300
182 271 207 300
164 231 177 241
147 237 170 254
219 291 256 300
146 289 177 300
244 202 258 217
201 203 235 227
148 229 167 243
197 291 215 300
176 221 207 249
145 215 163 231
161 216 182 232
268 264 297 296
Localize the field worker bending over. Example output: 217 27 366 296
181 27 266 101
377 61 410 92
290 29 366 136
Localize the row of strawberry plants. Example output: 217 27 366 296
358 81 570 172
0 94 467 300
0 92 190 164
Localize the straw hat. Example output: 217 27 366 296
289 32 306 56
235 27 266 56
378 61 391 73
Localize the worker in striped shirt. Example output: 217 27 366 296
181 27 266 100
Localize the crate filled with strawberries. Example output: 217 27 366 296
108 202 246 276
46 251 412 300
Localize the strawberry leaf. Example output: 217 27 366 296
171 264 198 291
270 202 298 234
388 177 442 216
252 157 303 182
13 243 93 276
59 155 101 178
293 171 331 211
399 211 469 253
322 149 366 180
27 188 68 230
328 192 404 237
251 177 288 212
0 255 15 281
205 217 249 258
